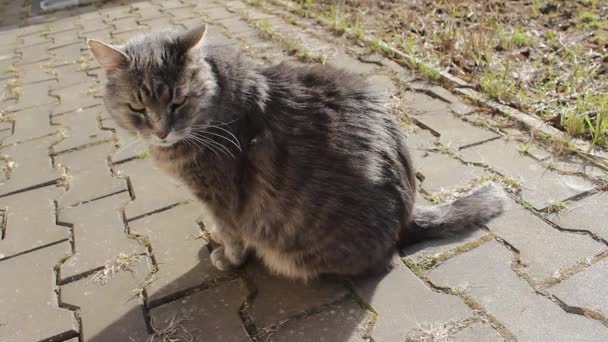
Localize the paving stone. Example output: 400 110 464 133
79 17 110 35
404 128 437 165
453 322 505 342
103 120 148 162
48 43 84 67
547 192 608 241
0 136 60 196
48 29 81 48
59 192 143 280
55 143 127 207
6 80 58 112
160 0 190 10
459 139 595 209
368 74 396 97
20 33 51 47
216 16 256 35
415 113 499 149
51 81 101 115
549 258 608 317
0 185 68 259
326 51 378 75
130 202 224 304
14 61 54 84
61 262 149 342
264 299 367 342
51 63 91 89
403 91 452 116
15 42 52 65
140 16 176 29
354 256 471 341
52 106 113 154
0 242 77 342
3 106 56 144
247 261 349 328
488 199 605 281
429 240 608 342
117 157 192 220
149 279 249 342
81 27 113 42
409 82 476 116
417 151 487 193
164 5 198 20
111 17 149 34
203 5 237 21
132 2 164 20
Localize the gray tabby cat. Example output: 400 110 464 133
88 25 505 280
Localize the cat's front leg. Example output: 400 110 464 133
209 228 249 271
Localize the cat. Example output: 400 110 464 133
88 25 505 281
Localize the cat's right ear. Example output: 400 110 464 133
87 39 129 72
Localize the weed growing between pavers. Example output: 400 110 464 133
91 252 144 285
149 315 195 342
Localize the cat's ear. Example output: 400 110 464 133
87 39 129 72
179 24 207 52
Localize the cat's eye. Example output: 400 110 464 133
128 103 146 115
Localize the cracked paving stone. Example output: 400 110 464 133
51 81 102 115
59 192 144 280
353 256 471 341
264 299 367 342
547 192 608 242
61 262 149 342
247 261 349 329
6 80 58 112
429 240 608 342
149 279 249 342
116 157 192 220
487 199 605 281
0 136 61 197
0 242 77 342
55 143 127 207
0 185 68 259
417 151 488 193
130 202 223 304
453 322 505 342
3 106 57 145
459 139 595 209
549 258 608 317
52 106 114 154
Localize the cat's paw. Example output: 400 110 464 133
210 246 240 271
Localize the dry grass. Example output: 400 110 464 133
283 0 608 148
148 316 195 342
91 253 144 285
405 317 474 342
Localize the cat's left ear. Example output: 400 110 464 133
179 24 207 52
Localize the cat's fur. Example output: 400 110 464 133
88 25 505 280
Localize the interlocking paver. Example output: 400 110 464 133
103 120 148 162
51 63 91 89
52 105 114 154
130 202 223 304
429 240 608 341
263 299 367 342
116 157 192 220
59 192 143 280
149 279 250 342
14 61 54 84
417 151 488 193
48 42 84 67
0 185 68 259
55 142 127 207
247 262 349 329
15 42 52 65
61 262 149 342
547 192 608 241
416 113 499 149
549 258 608 317
0 136 60 196
487 199 605 281
0 242 77 342
51 81 102 115
6 80 57 112
48 29 81 48
3 106 57 145
354 256 472 341
459 139 595 209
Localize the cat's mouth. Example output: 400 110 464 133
148 129 189 147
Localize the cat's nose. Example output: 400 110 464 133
155 129 169 140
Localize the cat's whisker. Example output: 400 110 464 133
191 129 242 152
187 133 235 159
185 135 221 159
113 137 141 155
190 124 242 150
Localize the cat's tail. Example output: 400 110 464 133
399 182 506 245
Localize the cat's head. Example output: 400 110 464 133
87 25 216 147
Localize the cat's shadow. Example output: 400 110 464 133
89 246 378 342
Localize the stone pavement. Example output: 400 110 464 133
0 0 607 341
